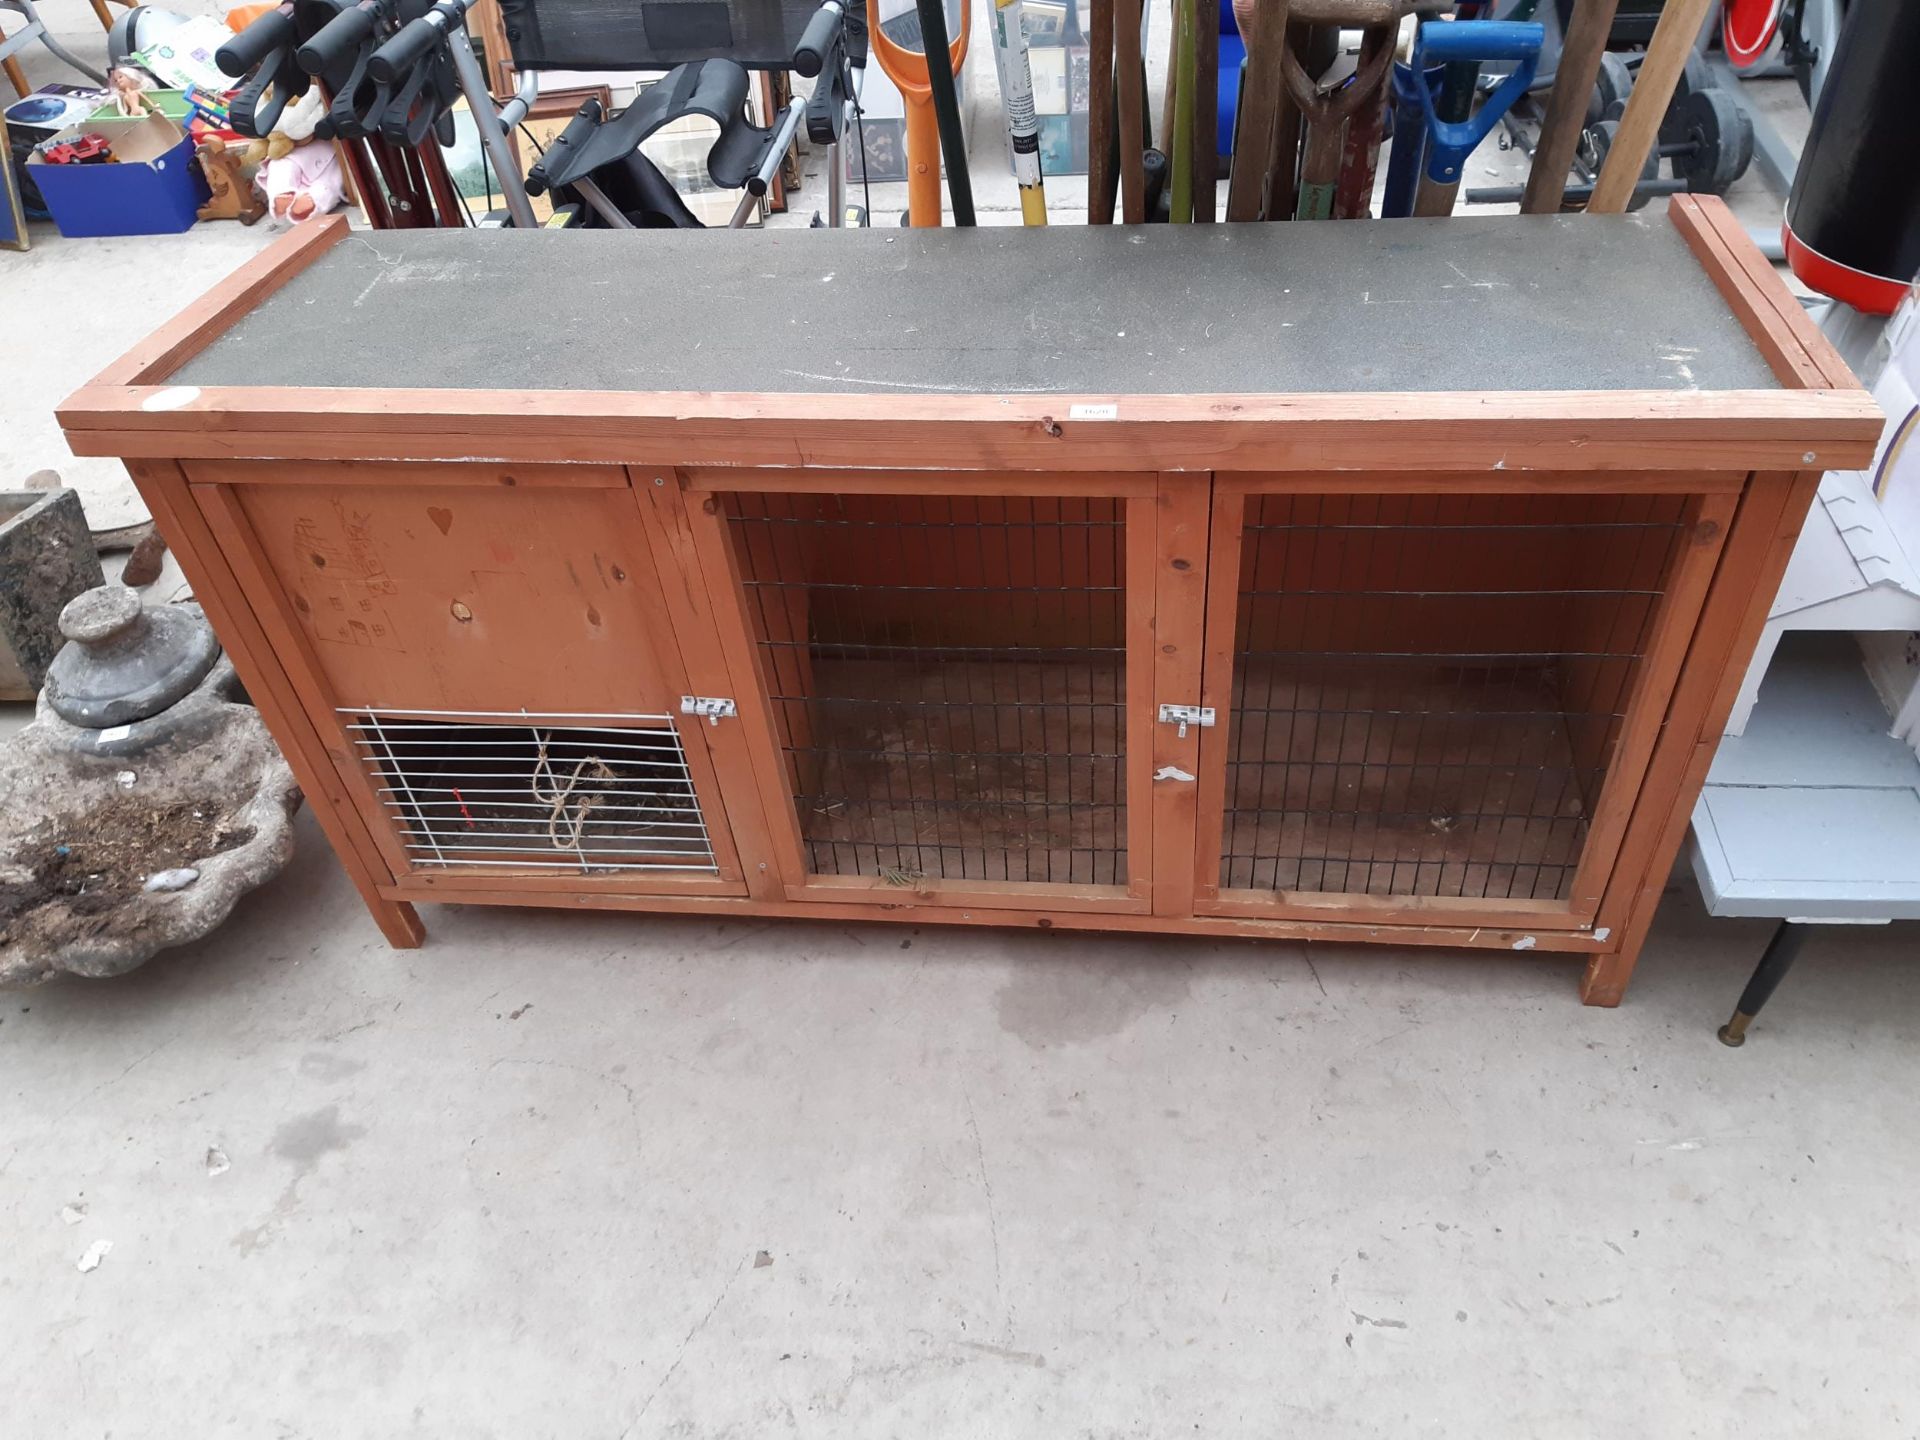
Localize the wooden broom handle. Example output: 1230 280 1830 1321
1587 0 1713 213
1225 0 1292 220
1520 0 1621 214
1283 0 1398 24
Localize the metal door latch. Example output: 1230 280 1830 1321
1157 703 1215 739
680 695 738 726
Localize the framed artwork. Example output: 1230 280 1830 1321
757 71 788 214
846 117 909 184
1022 0 1092 174
525 86 617 123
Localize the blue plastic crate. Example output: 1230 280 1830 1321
28 114 209 239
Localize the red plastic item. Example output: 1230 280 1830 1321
1783 222 1913 318
42 133 114 165
1722 0 1783 72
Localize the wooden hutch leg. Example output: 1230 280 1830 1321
125 460 426 950
1579 942 1639 1009
360 893 427 948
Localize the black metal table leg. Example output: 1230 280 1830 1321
1718 919 1810 1047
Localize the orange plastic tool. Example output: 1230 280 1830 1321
866 0 970 225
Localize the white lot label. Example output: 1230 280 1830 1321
1068 403 1118 421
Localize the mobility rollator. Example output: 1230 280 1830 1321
217 0 865 229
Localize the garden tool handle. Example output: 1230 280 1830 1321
1414 17 1542 64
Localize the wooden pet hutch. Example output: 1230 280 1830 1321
59 198 1882 1005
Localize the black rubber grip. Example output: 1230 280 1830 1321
367 9 445 84
297 4 379 76
552 96 604 149
215 4 296 77
526 97 602 195
792 2 842 77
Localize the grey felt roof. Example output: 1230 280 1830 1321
171 211 1780 397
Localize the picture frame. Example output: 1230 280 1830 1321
846 116 909 184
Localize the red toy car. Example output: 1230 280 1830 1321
41 133 115 165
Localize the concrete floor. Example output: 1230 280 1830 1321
3 814 1918 1436
6 6 1918 1435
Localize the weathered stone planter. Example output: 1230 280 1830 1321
0 590 300 987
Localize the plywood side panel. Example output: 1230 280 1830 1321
127 462 422 946
220 478 677 716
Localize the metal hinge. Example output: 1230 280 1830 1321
680 695 738 726
1157 703 1216 739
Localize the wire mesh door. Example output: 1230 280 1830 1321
342 709 735 881
709 484 1156 906
1195 486 1732 923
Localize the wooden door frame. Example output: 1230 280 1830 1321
1146 474 1211 917
1186 472 1738 932
679 467 1169 915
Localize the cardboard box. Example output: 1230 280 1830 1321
27 113 209 238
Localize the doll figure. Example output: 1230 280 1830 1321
262 141 344 223
247 88 345 224
109 67 153 118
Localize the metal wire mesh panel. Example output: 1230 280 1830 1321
724 492 1129 886
343 710 718 873
1221 492 1690 901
